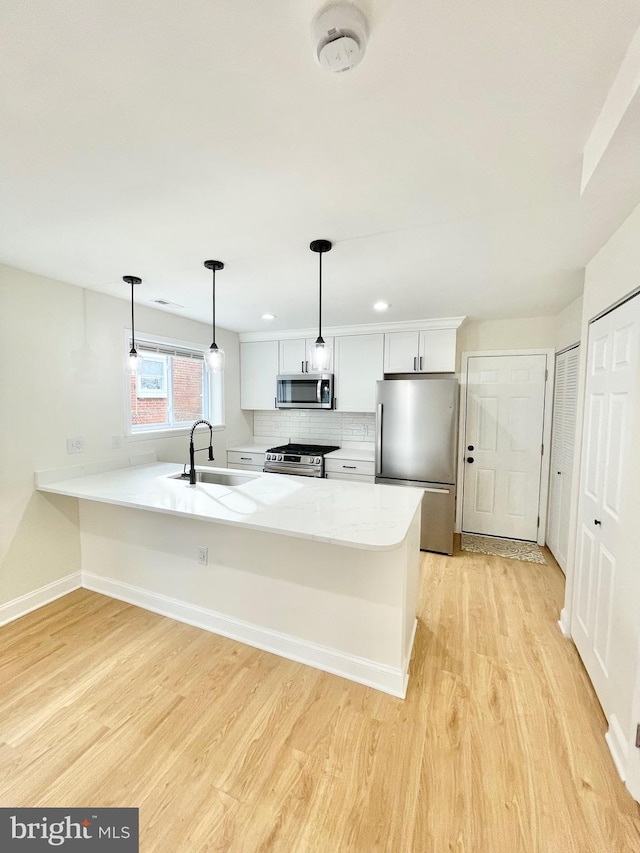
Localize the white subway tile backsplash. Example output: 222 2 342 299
253 410 375 444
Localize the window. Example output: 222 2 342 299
127 334 224 434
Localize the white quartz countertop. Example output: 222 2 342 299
226 442 272 454
37 462 422 551
325 447 375 463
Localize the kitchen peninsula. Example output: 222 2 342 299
36 456 422 697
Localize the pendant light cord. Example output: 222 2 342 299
211 268 216 347
318 250 323 341
130 280 136 353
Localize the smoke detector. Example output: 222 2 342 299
311 3 369 73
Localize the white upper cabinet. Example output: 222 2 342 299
418 328 457 372
334 334 384 412
279 338 306 374
279 337 334 374
384 328 457 373
383 331 419 373
240 340 279 410
239 318 464 410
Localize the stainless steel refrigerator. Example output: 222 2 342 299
375 376 458 555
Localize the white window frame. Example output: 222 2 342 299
124 330 225 439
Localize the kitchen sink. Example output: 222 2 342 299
170 471 257 487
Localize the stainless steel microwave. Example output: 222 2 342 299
276 374 334 409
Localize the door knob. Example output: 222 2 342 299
594 519 602 526
466 457 474 463
467 445 474 451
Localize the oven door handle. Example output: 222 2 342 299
317 379 322 404
264 463 321 477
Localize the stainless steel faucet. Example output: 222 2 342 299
189 420 214 484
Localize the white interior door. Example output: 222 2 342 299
462 354 547 540
571 294 640 751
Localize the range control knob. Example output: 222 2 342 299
278 454 283 462
314 457 320 464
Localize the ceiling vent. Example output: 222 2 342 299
311 3 369 73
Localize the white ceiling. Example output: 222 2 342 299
2 0 640 333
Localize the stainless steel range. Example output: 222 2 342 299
264 443 340 478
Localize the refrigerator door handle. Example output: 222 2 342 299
423 487 451 494
376 403 383 475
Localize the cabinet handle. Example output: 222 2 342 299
274 396 277 409
413 356 417 371
240 457 251 461
594 519 602 526
301 360 304 373
376 403 383 476
343 465 357 469
419 356 423 370
305 360 309 373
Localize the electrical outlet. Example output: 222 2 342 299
66 436 84 454
196 546 208 566
111 435 122 450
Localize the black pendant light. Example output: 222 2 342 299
309 239 332 371
204 259 225 373
124 275 142 373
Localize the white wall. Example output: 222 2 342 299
555 295 583 350
458 301 585 360
457 315 558 364
0 263 251 607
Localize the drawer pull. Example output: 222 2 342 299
343 465 357 469
240 457 252 461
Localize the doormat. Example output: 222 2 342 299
461 533 547 564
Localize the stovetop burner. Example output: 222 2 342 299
267 443 340 456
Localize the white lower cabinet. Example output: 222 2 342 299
227 450 265 472
334 334 384 412
325 457 375 484
326 472 375 483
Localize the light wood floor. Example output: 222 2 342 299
2 548 640 852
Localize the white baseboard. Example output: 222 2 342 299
0 572 82 627
605 714 629 781
82 571 409 698
557 608 571 638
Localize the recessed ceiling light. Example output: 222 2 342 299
373 301 390 311
261 313 276 320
